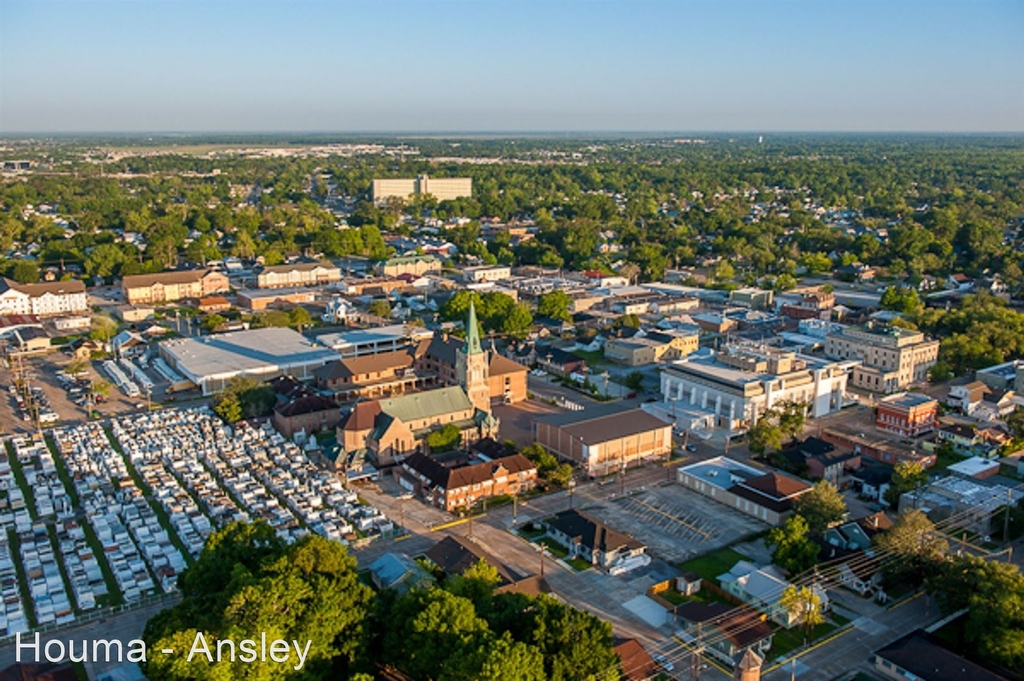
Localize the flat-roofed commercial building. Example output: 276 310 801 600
876 392 938 438
122 269 229 304
824 322 939 394
659 345 852 432
238 287 316 311
256 261 341 289
677 457 811 525
533 405 673 477
158 327 337 394
316 324 433 358
372 175 472 203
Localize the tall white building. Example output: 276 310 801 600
658 345 854 432
372 175 472 203
0 278 88 317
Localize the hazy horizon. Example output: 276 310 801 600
2 0 1022 134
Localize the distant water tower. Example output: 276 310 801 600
758 135 764 144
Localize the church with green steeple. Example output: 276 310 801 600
336 300 499 467
456 301 491 413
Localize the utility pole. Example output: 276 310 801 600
512 494 518 526
1004 488 1012 548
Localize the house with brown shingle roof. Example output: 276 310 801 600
399 452 537 511
545 509 651 574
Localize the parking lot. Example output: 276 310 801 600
580 482 768 564
0 351 207 437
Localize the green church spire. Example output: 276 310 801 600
465 300 483 355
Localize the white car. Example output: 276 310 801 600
652 653 674 672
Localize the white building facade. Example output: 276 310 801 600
0 279 89 317
659 346 853 431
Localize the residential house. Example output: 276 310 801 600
873 630 1006 681
398 452 536 512
534 405 673 477
122 269 229 304
936 423 979 452
947 381 991 413
423 535 515 585
718 560 828 628
612 639 657 681
947 273 975 292
111 330 147 358
367 553 434 595
851 465 894 504
256 261 341 289
535 345 587 377
545 509 651 574
975 389 1018 422
674 602 773 666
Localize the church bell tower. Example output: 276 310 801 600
456 301 491 413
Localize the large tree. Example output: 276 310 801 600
143 522 372 681
794 480 847 533
766 514 819 575
883 461 928 508
536 290 573 322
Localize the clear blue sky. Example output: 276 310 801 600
1 0 1022 133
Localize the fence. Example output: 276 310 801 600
0 592 180 647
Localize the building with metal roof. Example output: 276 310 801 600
157 327 337 394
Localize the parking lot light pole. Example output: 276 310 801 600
568 478 576 510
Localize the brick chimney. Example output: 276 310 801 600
736 649 763 681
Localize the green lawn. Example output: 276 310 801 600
932 448 965 473
567 558 592 571
770 621 838 659
518 525 546 540
678 547 750 583
536 537 569 559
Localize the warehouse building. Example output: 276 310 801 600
533 404 673 477
158 327 337 394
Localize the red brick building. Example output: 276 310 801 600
876 392 938 438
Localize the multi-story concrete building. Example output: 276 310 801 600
372 175 472 203
256 261 341 289
824 322 939 394
0 279 88 317
658 345 852 431
122 270 229 304
875 392 938 438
